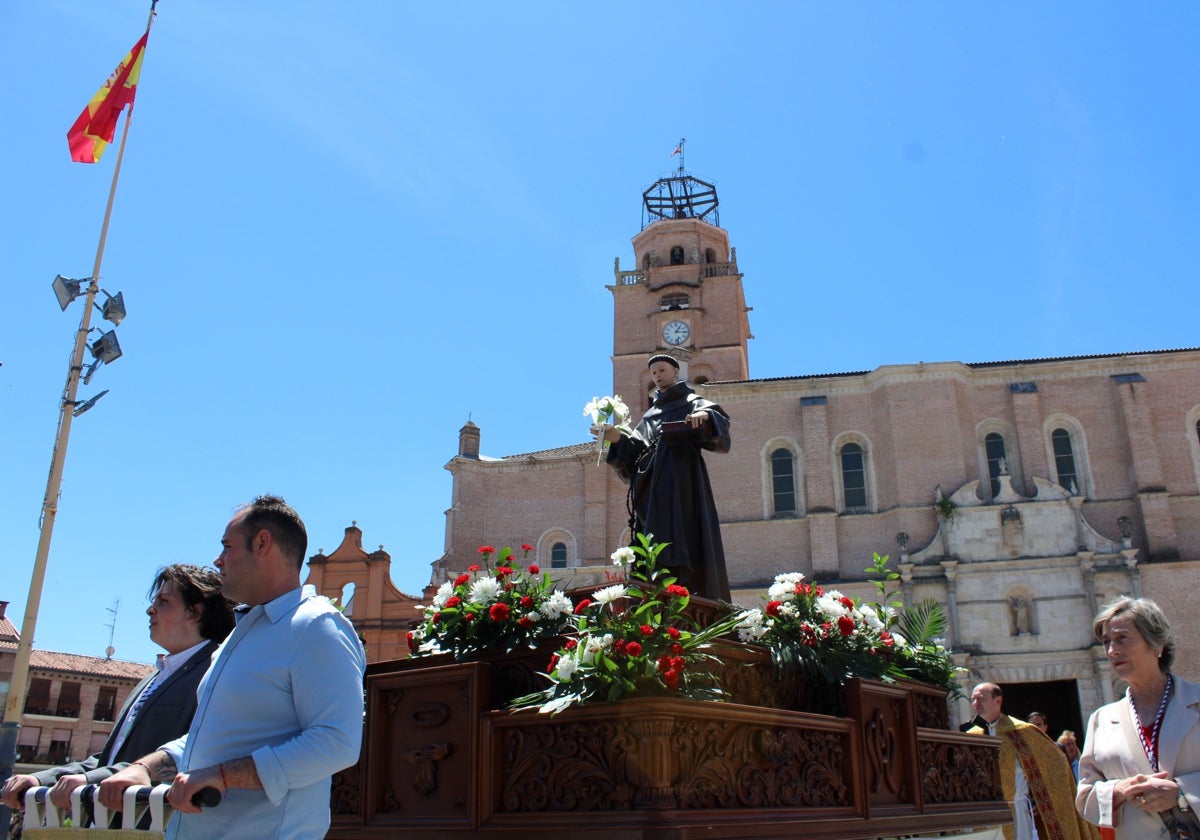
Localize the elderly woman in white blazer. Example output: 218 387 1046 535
1076 597 1200 839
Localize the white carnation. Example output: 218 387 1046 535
432 581 455 608
469 577 502 605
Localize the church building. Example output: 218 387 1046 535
393 171 1200 731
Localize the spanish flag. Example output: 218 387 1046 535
67 32 149 164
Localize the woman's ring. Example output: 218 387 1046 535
1137 795 1147 805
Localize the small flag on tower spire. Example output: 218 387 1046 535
67 32 149 164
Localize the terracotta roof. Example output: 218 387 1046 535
719 347 1200 385
501 441 597 460
0 614 18 645
28 650 154 681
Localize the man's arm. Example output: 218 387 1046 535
95 748 178 811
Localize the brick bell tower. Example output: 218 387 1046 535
608 162 751 415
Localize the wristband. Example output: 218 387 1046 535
219 762 230 791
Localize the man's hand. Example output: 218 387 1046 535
0 773 39 809
166 765 223 815
685 410 710 429
96 762 152 811
48 773 87 810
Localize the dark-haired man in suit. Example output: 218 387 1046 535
0 564 234 810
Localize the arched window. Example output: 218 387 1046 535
551 542 567 569
669 245 684 265
1051 428 1079 494
985 433 1007 497
340 582 356 616
704 248 716 264
771 448 796 517
840 443 867 510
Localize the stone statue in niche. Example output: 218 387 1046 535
1009 596 1034 636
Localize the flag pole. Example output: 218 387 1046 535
0 2 158 807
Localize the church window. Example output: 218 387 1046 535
1051 428 1079 494
670 245 684 265
661 293 689 310
985 433 1007 497
704 247 716 263
551 542 567 569
340 582 356 616
840 443 868 510
771 448 796 516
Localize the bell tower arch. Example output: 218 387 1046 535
609 168 751 412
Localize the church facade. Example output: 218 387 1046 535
430 172 1200 731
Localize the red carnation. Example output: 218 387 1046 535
548 653 560 673
657 656 674 672
518 616 533 628
796 582 811 596
527 564 540 574
663 669 681 690
625 641 643 657
464 613 476 622
613 639 627 654
667 627 681 640
468 564 481 573
489 603 511 622
496 565 514 578
406 631 416 651
669 642 684 654
671 656 686 671
478 545 495 555
765 600 783 618
814 586 825 597
564 639 579 650
520 596 534 609
454 573 471 587
574 599 592 614
521 543 534 552
640 624 654 636
665 584 690 599
840 596 855 609
837 615 855 636
880 631 895 648
445 596 462 609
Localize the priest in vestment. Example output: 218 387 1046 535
968 683 1101 840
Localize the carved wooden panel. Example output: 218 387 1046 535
363 661 488 828
482 698 859 821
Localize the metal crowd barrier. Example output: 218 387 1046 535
21 784 218 836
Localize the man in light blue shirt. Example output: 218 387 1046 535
99 495 366 840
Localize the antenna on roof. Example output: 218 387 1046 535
104 598 120 659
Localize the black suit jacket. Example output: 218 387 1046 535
33 640 218 785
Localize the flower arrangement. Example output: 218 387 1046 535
408 544 576 661
583 394 632 465
511 533 748 715
736 552 961 695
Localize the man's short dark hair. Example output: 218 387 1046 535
236 494 308 569
148 564 237 642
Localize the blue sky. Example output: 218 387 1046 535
2 2 1197 666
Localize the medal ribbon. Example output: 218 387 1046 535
1128 673 1173 771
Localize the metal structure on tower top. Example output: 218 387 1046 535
641 138 720 229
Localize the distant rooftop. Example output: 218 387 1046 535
717 347 1200 386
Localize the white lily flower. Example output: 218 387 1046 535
541 591 573 619
767 581 797 602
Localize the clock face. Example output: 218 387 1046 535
662 320 691 346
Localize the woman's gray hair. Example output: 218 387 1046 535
1092 596 1175 672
